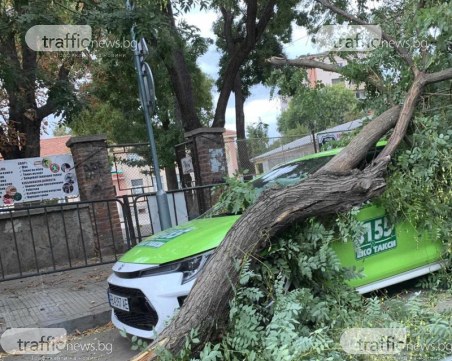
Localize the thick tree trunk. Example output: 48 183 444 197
234 74 253 174
1 110 42 159
134 158 389 360
212 0 277 128
213 50 251 128
162 1 202 132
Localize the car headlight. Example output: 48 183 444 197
139 250 214 284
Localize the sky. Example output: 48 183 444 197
185 8 316 138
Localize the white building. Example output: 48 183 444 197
304 52 366 99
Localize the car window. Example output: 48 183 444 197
252 156 334 190
207 145 384 218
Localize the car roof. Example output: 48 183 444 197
272 140 388 169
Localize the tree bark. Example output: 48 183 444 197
161 1 202 132
212 0 277 128
234 74 253 174
134 157 389 360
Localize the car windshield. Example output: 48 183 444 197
205 155 333 218
252 156 333 190
205 145 384 217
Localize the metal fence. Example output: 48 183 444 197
225 131 353 176
0 183 222 282
0 198 130 282
119 184 222 245
225 134 316 176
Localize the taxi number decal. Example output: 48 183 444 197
140 228 194 248
355 216 397 259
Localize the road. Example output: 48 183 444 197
0 323 141 361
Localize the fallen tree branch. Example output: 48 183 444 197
134 55 452 361
135 157 390 360
318 105 401 174
268 56 387 95
377 67 452 160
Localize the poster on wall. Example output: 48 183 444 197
181 156 194 175
0 154 79 206
317 132 341 148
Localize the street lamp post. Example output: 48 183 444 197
127 2 172 230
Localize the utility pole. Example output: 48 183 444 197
127 0 172 230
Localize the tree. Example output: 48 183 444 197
278 84 360 134
212 4 285 171
278 84 361 150
157 0 205 132
52 125 72 137
68 33 214 189
210 0 302 130
0 0 84 159
246 120 269 159
132 0 452 358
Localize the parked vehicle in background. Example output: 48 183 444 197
107 143 445 338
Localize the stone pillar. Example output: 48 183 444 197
185 128 229 214
66 135 124 255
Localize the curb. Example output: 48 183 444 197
40 309 112 335
0 310 111 353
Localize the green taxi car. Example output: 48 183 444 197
107 143 445 338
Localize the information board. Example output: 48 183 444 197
0 154 79 206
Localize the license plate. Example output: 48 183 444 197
108 292 130 312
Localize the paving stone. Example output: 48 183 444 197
0 264 113 335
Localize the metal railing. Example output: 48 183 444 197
0 198 130 282
122 183 223 244
0 183 223 282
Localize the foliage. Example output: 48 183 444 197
151 110 451 360
138 0 452 358
210 175 258 215
245 121 270 159
52 125 72 137
377 112 452 258
119 329 150 352
277 84 362 135
0 0 87 158
68 1 214 170
210 0 305 127
159 219 451 361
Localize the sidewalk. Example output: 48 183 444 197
0 264 114 336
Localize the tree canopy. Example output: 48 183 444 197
0 0 85 159
277 83 361 136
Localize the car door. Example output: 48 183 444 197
332 204 444 291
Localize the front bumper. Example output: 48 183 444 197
107 263 194 338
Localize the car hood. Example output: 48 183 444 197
119 215 241 265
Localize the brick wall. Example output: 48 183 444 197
185 128 228 213
66 135 124 254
